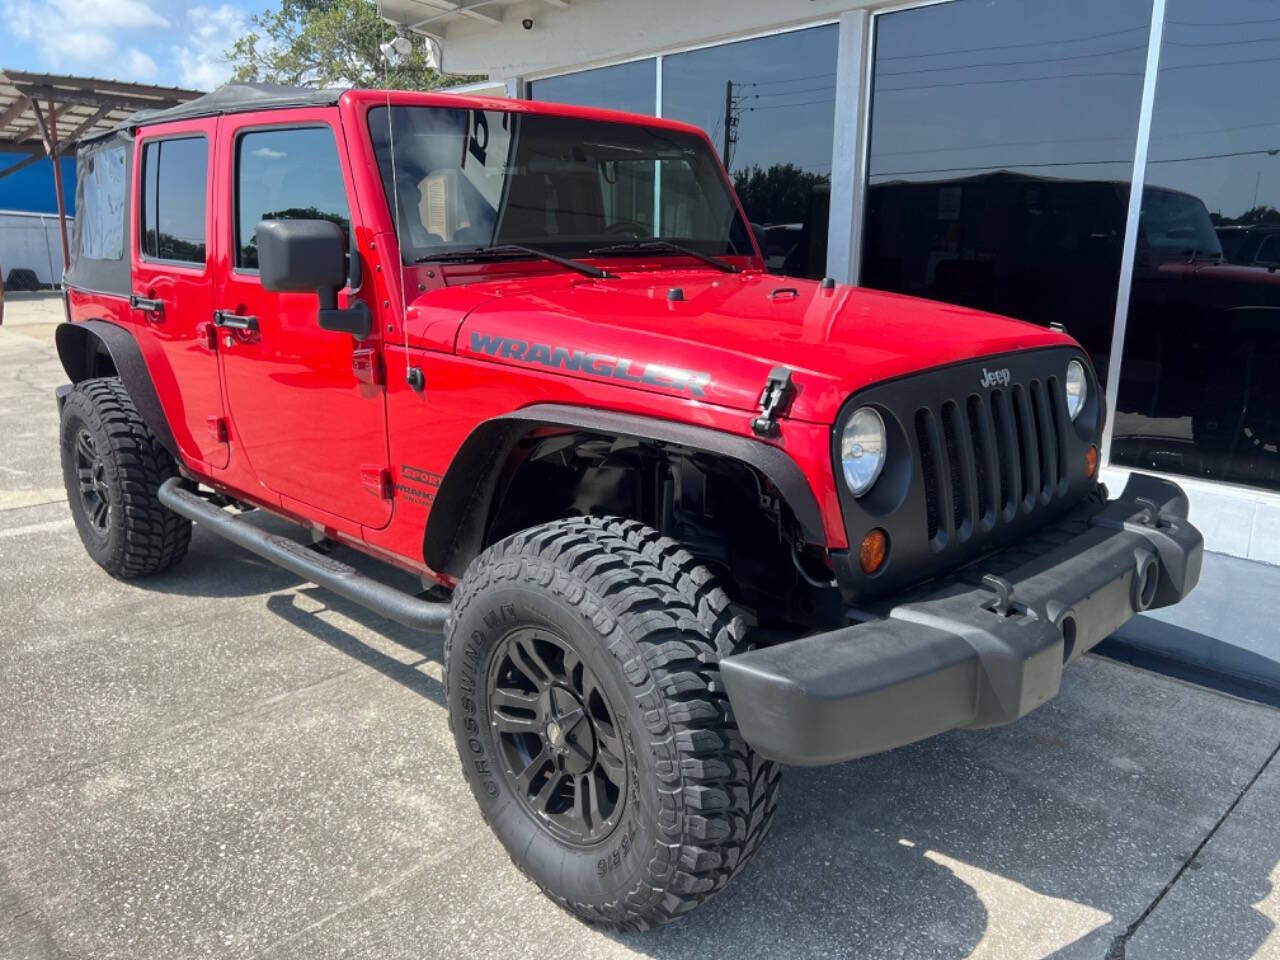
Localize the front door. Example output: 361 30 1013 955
131 120 228 468
214 114 391 528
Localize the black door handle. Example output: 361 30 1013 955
130 294 165 316
213 310 259 332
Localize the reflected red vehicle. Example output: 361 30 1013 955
54 84 1201 930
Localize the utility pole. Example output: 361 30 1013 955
722 80 739 172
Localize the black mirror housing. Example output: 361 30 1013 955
255 219 371 340
256 219 347 295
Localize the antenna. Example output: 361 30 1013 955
377 0 414 387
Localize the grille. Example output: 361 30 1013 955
916 377 1067 550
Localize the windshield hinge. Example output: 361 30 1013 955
751 366 795 437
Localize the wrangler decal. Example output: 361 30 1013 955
470 331 711 398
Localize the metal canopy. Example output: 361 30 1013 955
0 69 200 273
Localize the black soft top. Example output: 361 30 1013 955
84 83 344 143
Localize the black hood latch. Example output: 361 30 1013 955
751 366 796 437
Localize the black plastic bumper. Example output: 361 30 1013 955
720 474 1203 766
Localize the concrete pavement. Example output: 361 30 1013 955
2 292 1279 959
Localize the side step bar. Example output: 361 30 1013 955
158 478 450 634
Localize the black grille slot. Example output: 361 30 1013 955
1029 379 1060 498
967 395 994 527
1047 376 1067 487
990 388 1016 512
916 409 940 542
941 401 966 536
1011 384 1039 509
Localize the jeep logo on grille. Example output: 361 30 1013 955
979 367 1011 388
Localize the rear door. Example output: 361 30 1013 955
214 113 391 528
131 120 228 467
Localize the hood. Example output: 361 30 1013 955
409 269 1077 424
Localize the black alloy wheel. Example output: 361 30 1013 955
73 427 111 535
487 627 628 845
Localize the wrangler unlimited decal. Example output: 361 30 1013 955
470 332 712 398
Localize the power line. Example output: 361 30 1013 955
1163 33 1280 48
1160 52 1280 72
1166 13 1280 28
740 84 835 101
877 43 1147 77
729 71 836 87
875 68 1143 93
871 145 1280 180
872 119 1280 161
875 25 1150 61
743 98 836 112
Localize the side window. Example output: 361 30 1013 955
1255 234 1280 266
236 126 350 270
140 137 208 264
80 144 127 261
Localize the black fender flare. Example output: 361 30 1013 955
423 403 827 577
55 320 180 459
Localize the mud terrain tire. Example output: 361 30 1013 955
59 377 191 578
445 516 781 931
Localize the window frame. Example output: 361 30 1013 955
230 121 353 277
136 133 211 270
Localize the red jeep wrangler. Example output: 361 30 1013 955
56 84 1202 929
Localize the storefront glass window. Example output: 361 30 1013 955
662 26 838 278
862 0 1151 379
529 59 657 116
1112 0 1280 491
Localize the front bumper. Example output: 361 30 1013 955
720 474 1203 765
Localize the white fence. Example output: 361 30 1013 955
0 210 68 287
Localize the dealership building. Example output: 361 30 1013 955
383 0 1280 574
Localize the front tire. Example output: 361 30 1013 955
59 377 191 579
445 516 781 931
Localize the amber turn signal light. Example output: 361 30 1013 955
860 528 888 574
1085 444 1099 478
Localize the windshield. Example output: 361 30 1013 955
1139 187 1223 261
368 105 753 264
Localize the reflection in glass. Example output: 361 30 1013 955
861 0 1150 377
662 26 838 278
140 137 207 264
1113 0 1280 492
368 106 752 264
235 127 350 270
530 60 657 115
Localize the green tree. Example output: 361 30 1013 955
226 0 479 90
732 163 830 225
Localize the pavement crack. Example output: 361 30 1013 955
1105 735 1280 959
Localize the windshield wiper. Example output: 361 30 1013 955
588 240 739 274
414 243 611 279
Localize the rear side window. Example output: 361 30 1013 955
139 137 208 264
235 126 350 270
79 144 127 260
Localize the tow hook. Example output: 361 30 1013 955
751 366 795 437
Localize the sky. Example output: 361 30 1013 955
0 0 274 91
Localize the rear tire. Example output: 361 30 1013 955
59 377 191 579
445 516 780 931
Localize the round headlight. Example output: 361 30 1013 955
1065 360 1087 421
841 406 886 497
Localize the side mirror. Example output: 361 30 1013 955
749 221 769 257
255 219 371 339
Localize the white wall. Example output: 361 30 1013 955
0 211 66 286
439 0 877 79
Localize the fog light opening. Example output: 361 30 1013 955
1137 560 1159 611
1085 445 1099 479
1060 615 1077 662
860 528 889 575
